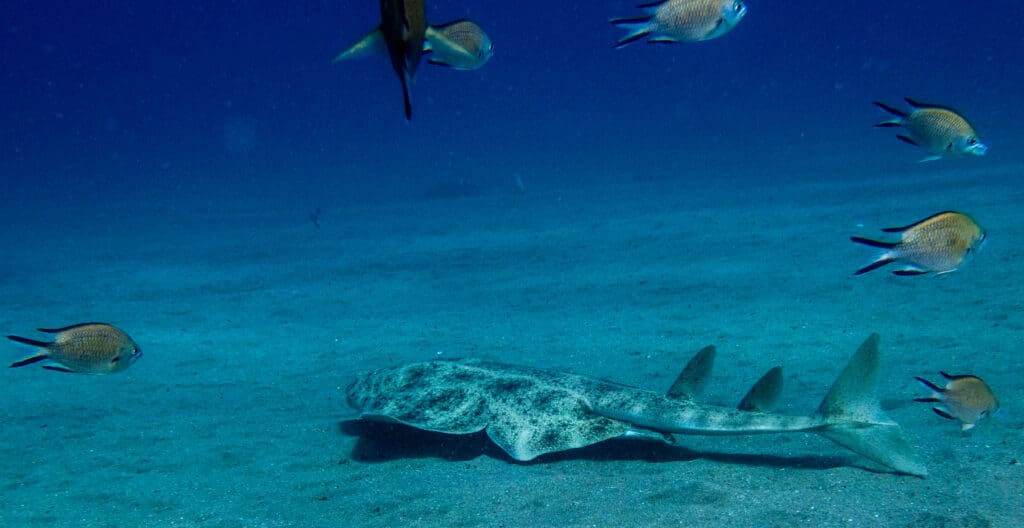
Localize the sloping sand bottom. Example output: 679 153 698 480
1 165 1021 527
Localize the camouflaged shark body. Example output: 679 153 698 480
346 334 927 476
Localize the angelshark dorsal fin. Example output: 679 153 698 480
737 366 783 411
666 345 715 400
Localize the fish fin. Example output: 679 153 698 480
961 422 976 431
333 27 386 62
430 19 473 31
609 17 652 49
636 0 669 7
873 101 908 118
7 335 52 348
874 120 902 128
648 36 682 44
9 354 49 368
914 376 945 393
896 134 920 147
904 97 960 113
892 268 929 276
913 397 940 403
666 345 715 400
423 26 476 65
850 236 898 249
36 322 109 333
940 371 976 381
427 58 451 67
401 72 413 120
880 211 960 233
932 407 957 421
815 333 928 477
737 366 783 412
853 257 897 275
917 155 942 163
41 365 78 373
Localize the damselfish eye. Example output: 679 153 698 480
969 138 978 144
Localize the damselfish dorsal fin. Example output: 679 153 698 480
904 97 961 114
881 211 959 233
737 366 783 412
666 345 715 400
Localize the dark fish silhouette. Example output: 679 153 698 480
335 0 427 120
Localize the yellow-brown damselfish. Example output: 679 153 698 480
874 98 987 162
7 322 141 374
850 211 985 276
915 372 999 431
611 0 747 48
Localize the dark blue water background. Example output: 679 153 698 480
1 1 1021 216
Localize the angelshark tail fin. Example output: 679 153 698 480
814 333 927 477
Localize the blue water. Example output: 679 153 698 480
2 2 1023 526
3 1 1021 212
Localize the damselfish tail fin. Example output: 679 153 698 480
609 17 652 49
850 237 898 275
814 333 927 477
873 101 907 127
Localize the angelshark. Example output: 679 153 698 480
345 333 927 476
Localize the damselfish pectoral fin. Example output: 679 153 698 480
334 27 386 62
423 26 476 65
41 365 78 374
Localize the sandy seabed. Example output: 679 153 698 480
1 164 1021 527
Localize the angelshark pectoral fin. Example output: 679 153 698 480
334 27 386 62
814 333 928 477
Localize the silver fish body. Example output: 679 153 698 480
424 19 493 70
611 0 747 48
